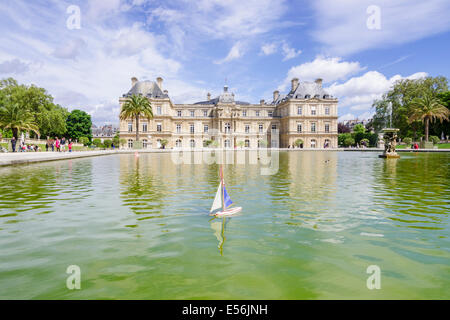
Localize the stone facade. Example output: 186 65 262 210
119 77 338 149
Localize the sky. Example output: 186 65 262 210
0 0 449 125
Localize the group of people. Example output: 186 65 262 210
45 137 73 152
8 136 73 152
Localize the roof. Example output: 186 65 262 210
123 80 169 99
272 81 334 104
194 85 250 105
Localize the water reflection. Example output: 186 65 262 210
209 216 227 256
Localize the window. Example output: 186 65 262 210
268 111 273 117
156 106 162 115
325 123 330 133
325 107 330 115
297 106 302 115
204 124 209 133
190 124 195 134
176 124 181 133
311 106 316 115
142 139 148 148
177 110 182 117
203 110 208 117
245 124 250 133
297 123 302 133
271 124 277 132
225 123 231 133
245 139 250 148
128 122 133 132
224 139 231 148
190 110 195 117
324 139 330 148
142 123 147 132
190 139 195 148
157 139 161 148
311 139 316 148
128 139 133 148
311 123 316 132
242 110 247 117
259 124 263 133
157 123 162 132
176 139 182 148
255 110 260 117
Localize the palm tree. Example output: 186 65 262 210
408 93 450 142
0 103 39 139
119 94 153 142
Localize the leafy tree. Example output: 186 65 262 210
258 139 268 147
119 138 127 148
338 133 352 147
237 141 245 148
429 136 440 145
344 137 355 147
103 139 113 148
360 138 369 147
403 137 412 145
372 76 448 138
294 138 303 147
79 136 89 146
66 109 92 141
160 139 168 149
0 103 39 138
119 94 153 142
113 132 120 147
92 138 102 148
408 93 449 141
338 123 351 133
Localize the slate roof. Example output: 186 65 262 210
194 85 250 105
271 81 334 104
123 80 169 99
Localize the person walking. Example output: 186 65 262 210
51 140 54 152
45 141 49 152
11 136 16 152
68 139 73 153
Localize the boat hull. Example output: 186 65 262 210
213 207 242 217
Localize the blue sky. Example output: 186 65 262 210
0 0 449 125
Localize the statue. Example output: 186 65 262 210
379 128 400 158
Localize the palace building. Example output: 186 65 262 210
119 77 338 149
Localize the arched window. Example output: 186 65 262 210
128 139 133 148
224 123 231 133
176 139 182 148
224 139 231 148
156 139 161 148
245 139 250 148
324 139 330 148
190 139 195 148
142 139 148 148
310 139 316 148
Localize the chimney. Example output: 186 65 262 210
207 92 211 101
131 77 138 86
156 77 163 90
291 78 299 92
315 78 323 87
273 90 279 102
260 99 265 105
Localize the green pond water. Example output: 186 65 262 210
0 151 449 299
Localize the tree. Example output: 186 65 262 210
338 123 351 133
344 137 355 147
408 93 449 142
237 141 245 148
79 136 89 146
294 138 303 148
92 138 102 148
160 139 168 149
119 138 127 148
0 103 39 138
403 137 412 145
119 94 153 142
113 132 120 147
66 109 92 141
103 139 113 148
372 76 448 138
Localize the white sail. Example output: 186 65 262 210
210 183 222 213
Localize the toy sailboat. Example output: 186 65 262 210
210 166 242 217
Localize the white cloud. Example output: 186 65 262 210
53 38 86 60
327 71 428 113
281 43 302 61
311 0 450 55
280 56 364 90
260 43 277 55
214 42 244 64
338 113 356 122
